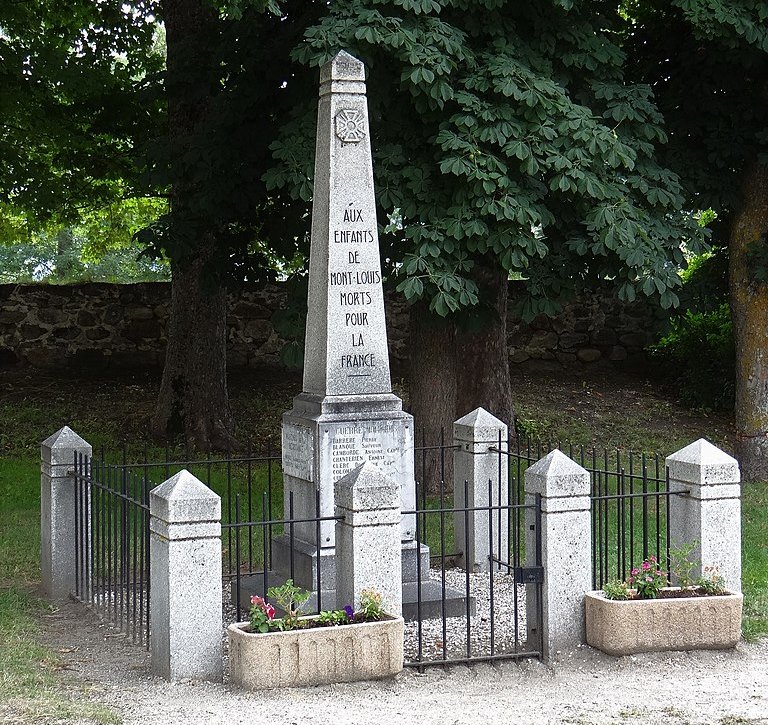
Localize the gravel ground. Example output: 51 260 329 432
38 597 768 725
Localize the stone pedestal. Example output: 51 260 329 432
150 470 223 682
525 449 592 661
453 408 509 572
41 427 92 601
335 462 403 616
667 439 742 592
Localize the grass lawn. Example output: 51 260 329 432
0 366 765 722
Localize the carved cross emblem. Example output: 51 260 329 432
335 109 366 144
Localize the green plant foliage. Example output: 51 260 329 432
357 588 385 620
677 250 729 314
648 303 735 410
265 0 705 321
602 579 631 601
0 1 164 230
625 2 768 218
316 608 352 626
697 567 727 596
266 579 311 630
669 541 699 588
628 557 667 599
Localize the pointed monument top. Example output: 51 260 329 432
455 407 507 429
666 438 738 467
320 50 366 84
152 469 220 502
454 407 508 445
527 449 588 479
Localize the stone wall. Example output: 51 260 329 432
506 284 665 372
0 282 661 372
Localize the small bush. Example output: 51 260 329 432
648 303 734 410
602 579 631 600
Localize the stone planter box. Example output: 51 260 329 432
227 615 404 690
585 589 743 656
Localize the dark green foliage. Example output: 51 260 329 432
139 1 326 284
649 303 735 411
677 249 729 314
265 0 705 320
0 1 164 230
626 1 768 219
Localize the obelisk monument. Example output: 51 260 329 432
274 51 420 602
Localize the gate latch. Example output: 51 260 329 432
514 566 544 584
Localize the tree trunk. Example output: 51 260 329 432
151 254 236 450
407 258 516 493
455 257 515 431
151 0 237 450
730 160 768 481
408 301 457 494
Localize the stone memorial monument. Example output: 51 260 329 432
241 51 466 617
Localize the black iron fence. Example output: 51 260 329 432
495 436 685 589
73 452 151 647
70 433 681 664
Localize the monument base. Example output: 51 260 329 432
269 536 430 593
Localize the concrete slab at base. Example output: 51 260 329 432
227 615 404 689
270 534 430 593
585 590 743 656
402 580 476 621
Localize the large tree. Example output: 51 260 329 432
146 0 323 449
625 1 768 479
0 1 163 227
266 0 704 461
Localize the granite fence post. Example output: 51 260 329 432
667 439 742 592
525 450 592 662
335 462 403 617
150 470 223 681
41 426 92 601
453 408 509 572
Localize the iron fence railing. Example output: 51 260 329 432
73 431 682 663
73 452 151 648
490 434 685 589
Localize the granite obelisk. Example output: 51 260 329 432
274 51 419 602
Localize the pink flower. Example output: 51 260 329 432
250 594 264 606
631 568 640 577
265 604 276 619
642 561 651 571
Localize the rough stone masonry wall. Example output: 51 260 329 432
0 282 662 372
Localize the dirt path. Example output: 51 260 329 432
41 599 768 725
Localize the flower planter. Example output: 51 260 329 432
227 615 404 690
585 589 743 656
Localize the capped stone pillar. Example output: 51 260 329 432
41 426 92 601
335 462 403 617
667 439 742 592
453 408 508 572
525 450 591 662
150 470 223 681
